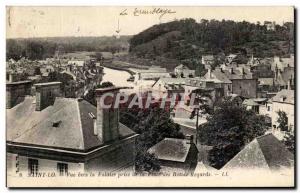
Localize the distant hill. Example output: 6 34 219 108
6 36 131 60
128 19 294 70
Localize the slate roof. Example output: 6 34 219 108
272 89 294 104
243 99 259 106
148 138 191 162
223 134 294 170
6 96 135 151
194 162 217 172
209 71 232 84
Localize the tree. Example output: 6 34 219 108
120 106 184 172
198 98 268 169
95 52 103 62
34 67 41 75
282 131 295 154
189 88 213 117
135 152 161 173
84 81 114 105
276 110 289 131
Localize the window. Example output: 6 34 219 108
267 106 271 111
52 120 62 127
28 159 38 176
57 163 68 176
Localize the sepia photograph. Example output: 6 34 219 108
5 5 295 188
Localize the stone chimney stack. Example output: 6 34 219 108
95 87 121 143
275 64 279 80
288 75 293 90
207 68 212 78
185 134 194 144
8 72 17 83
6 80 32 109
34 82 62 111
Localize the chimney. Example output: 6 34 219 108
6 80 32 109
34 82 62 111
288 75 293 90
207 68 211 78
8 72 17 83
88 112 97 135
230 67 234 74
275 64 278 80
95 87 122 143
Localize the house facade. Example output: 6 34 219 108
174 64 195 78
270 89 295 132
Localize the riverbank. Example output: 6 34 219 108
101 60 149 75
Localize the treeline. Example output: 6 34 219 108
129 18 294 62
6 36 131 60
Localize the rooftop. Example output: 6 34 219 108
223 134 294 170
148 138 191 162
272 89 294 104
6 96 136 152
34 82 62 87
243 99 259 106
6 80 32 86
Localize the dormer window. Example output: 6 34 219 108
281 96 287 102
52 120 62 127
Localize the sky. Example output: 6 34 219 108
6 6 294 38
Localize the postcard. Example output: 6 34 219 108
6 6 295 187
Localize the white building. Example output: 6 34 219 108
201 55 214 65
174 64 195 78
270 89 294 137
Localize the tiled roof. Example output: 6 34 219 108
272 89 294 104
148 138 191 162
223 134 294 170
209 71 232 84
194 162 217 172
243 99 259 106
6 96 136 151
258 77 286 86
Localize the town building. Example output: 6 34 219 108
201 55 215 65
225 54 238 64
151 77 186 99
184 77 225 105
272 55 294 71
264 21 276 31
6 83 139 177
203 68 232 97
204 67 257 98
270 89 294 134
174 64 195 78
131 66 171 81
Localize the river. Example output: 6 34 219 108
101 67 135 94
